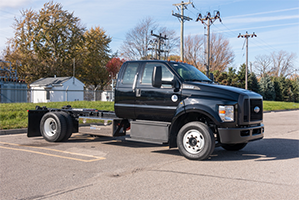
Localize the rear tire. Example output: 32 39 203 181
59 112 73 141
177 122 215 160
221 143 247 151
40 112 67 142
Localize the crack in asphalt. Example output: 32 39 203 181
152 169 293 186
21 184 94 200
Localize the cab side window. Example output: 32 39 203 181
141 63 174 86
122 63 139 84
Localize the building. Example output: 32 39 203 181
0 60 27 103
0 78 27 103
30 76 85 103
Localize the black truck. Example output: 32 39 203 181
28 60 264 160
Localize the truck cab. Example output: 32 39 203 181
114 60 264 160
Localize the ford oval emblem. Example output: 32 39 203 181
254 106 260 113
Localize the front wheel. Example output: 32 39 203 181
177 122 215 160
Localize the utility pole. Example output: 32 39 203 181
238 32 257 90
196 11 221 77
172 0 193 61
148 30 169 60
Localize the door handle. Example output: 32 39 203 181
136 89 141 97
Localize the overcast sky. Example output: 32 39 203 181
0 0 299 71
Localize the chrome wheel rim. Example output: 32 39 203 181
183 129 205 154
44 118 57 137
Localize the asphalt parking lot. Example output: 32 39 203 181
0 110 298 200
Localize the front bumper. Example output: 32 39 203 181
218 124 264 144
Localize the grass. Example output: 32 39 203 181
0 100 298 130
263 101 299 111
0 101 114 130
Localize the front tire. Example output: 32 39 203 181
177 122 215 160
40 112 67 142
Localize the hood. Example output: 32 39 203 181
182 81 262 102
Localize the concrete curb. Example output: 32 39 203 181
0 128 27 135
1 109 298 135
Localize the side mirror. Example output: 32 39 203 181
173 79 180 92
152 66 162 88
210 73 214 82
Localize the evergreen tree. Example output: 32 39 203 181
271 77 284 101
248 72 260 93
292 78 299 102
259 74 275 100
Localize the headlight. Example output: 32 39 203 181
219 105 234 122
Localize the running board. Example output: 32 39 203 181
125 136 165 145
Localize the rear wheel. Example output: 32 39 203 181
59 112 73 141
221 143 247 151
177 122 215 160
40 112 67 142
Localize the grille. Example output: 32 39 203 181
243 99 263 122
250 99 263 121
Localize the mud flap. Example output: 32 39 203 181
112 119 130 137
27 110 48 137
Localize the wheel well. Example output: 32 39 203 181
169 112 217 148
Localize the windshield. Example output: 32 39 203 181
170 63 211 82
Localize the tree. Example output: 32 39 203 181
254 50 296 78
4 1 85 83
209 33 234 72
253 54 273 77
184 35 203 69
271 50 296 77
248 72 260 93
236 64 247 89
79 26 111 90
106 57 126 78
259 74 275 100
120 17 179 60
184 33 234 72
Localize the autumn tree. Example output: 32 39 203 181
120 17 179 60
79 26 111 90
106 57 126 78
4 2 85 83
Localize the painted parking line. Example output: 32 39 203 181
0 142 105 162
